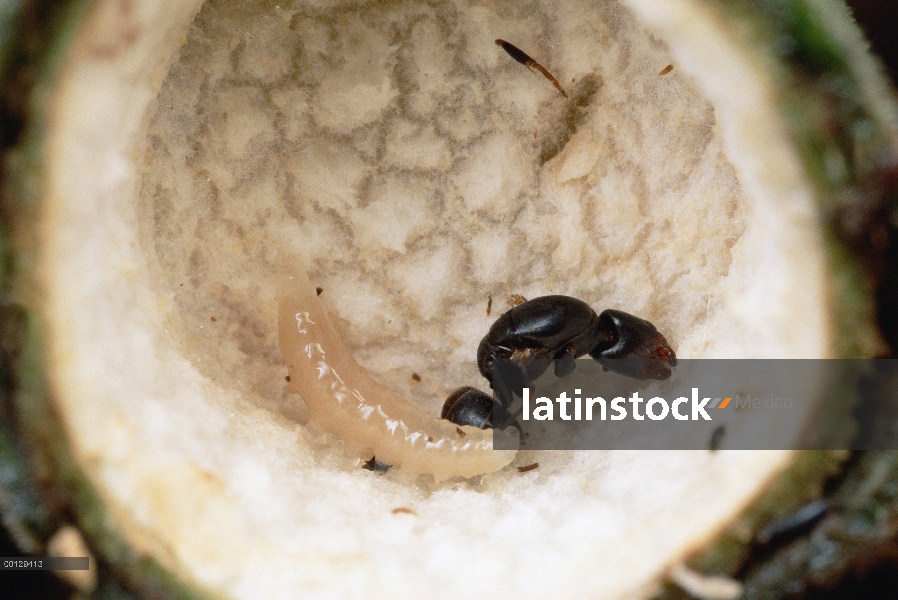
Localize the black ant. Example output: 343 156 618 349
442 296 676 429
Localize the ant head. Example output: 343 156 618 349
590 309 677 380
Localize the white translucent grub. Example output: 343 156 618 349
278 269 517 482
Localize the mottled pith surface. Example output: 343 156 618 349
43 0 837 596
140 0 745 422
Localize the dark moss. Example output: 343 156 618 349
0 0 221 597
712 0 898 360
654 2 898 597
782 0 847 75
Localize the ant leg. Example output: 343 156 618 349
554 346 578 378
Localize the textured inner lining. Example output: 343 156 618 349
139 0 746 427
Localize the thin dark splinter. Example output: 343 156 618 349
495 39 567 98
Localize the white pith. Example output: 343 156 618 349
40 0 832 598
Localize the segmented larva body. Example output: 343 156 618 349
278 270 517 482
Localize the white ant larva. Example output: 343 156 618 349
278 268 517 482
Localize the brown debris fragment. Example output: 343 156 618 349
315 287 323 296
411 372 422 382
509 294 527 308
495 39 567 97
658 64 674 76
392 507 417 516
517 462 539 473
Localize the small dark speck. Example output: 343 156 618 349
709 425 725 451
285 375 291 382
658 64 674 76
362 456 392 474
210 316 217 322
392 507 417 515
456 427 466 437
412 373 422 382
487 294 493 316
426 435 434 442
517 463 539 473
316 287 323 296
